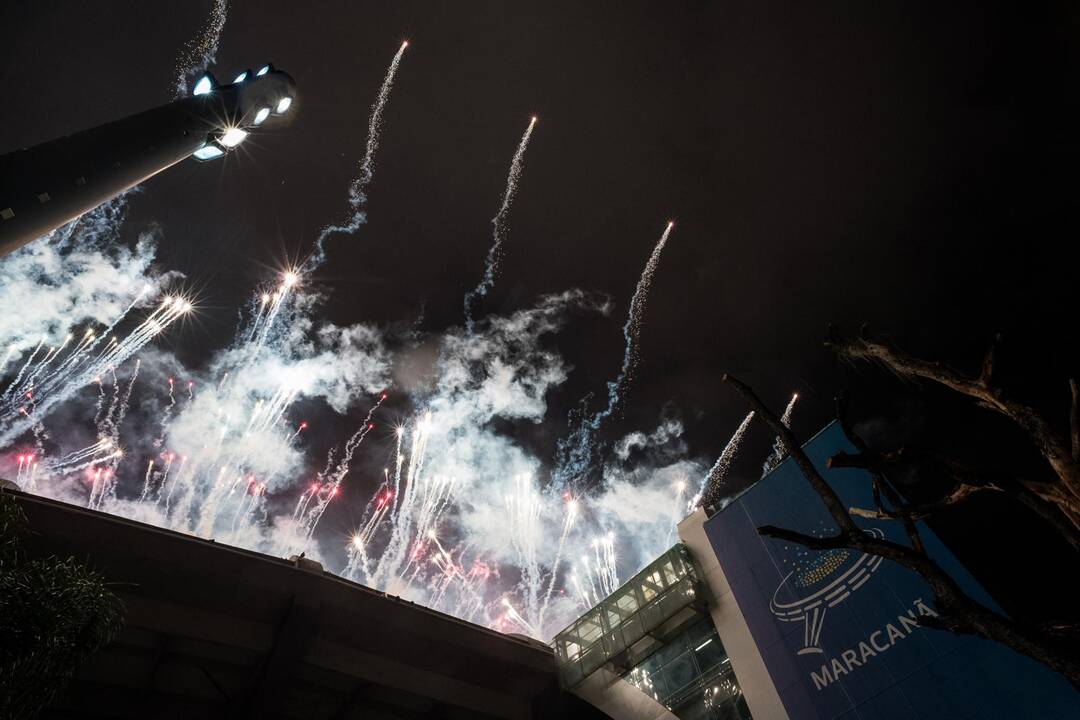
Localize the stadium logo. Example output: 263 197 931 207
770 528 885 655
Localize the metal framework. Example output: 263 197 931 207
554 544 706 689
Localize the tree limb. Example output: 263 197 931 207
721 375 858 534
847 482 1000 521
1070 378 1079 462
833 394 926 554
825 330 1080 504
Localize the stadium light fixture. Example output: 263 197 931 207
219 127 248 148
193 75 214 96
192 144 225 161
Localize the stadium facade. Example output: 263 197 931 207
12 491 602 719
9 421 1079 718
554 421 1080 720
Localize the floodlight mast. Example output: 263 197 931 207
0 65 297 258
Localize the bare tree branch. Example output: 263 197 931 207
830 446 1080 551
829 449 1003 518
1071 378 1079 462
826 329 1080 524
833 394 926 554
720 374 857 534
979 334 1001 386
846 482 1000 521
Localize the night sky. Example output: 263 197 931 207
3 1 1078 621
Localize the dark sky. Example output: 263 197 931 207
3 1 1078 618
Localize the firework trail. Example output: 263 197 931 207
309 41 409 266
426 537 493 622
500 597 539 636
100 359 140 451
172 0 229 98
107 270 310 542
358 413 458 595
537 494 578 632
569 532 619 608
695 410 755 510
1 338 45 403
83 367 135 509
667 479 688 545
1 346 16 373
242 272 299 367
0 297 190 446
290 393 387 550
86 361 140 509
14 453 39 492
505 473 544 626
50 437 118 474
154 377 177 449
553 221 674 485
761 392 798 477
463 116 539 333
344 484 396 580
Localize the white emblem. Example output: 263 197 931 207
770 528 885 655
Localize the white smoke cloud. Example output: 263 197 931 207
1 203 761 644
416 290 608 564
0 202 174 356
613 416 686 461
0 245 728 640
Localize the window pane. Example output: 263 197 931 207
660 650 699 697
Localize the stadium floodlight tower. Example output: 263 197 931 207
0 65 297 258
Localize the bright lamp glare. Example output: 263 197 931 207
276 97 293 113
233 71 249 84
192 145 225 161
219 127 248 148
253 107 271 125
193 75 213 96
257 65 270 76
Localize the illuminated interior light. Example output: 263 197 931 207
276 96 293 113
257 65 270 76
253 107 271 125
233 71 249 84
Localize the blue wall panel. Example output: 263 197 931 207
703 421 1079 720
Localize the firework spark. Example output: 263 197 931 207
463 116 539 333
761 393 798 477
695 409 755 510
172 0 229 98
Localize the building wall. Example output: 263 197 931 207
679 508 789 720
691 421 1080 720
574 667 680 720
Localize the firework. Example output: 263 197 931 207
172 0 229 98
553 221 675 486
309 41 410 265
761 393 798 477
695 410 755 510
463 116 539 333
